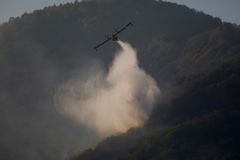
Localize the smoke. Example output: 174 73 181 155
55 41 160 137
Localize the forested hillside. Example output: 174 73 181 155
0 0 239 160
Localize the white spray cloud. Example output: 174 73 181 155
55 41 160 137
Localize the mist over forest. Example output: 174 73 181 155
0 0 239 160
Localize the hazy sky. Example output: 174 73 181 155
0 0 239 24
0 0 75 23
164 0 240 24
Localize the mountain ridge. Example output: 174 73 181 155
0 0 239 160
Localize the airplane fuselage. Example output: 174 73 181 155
112 35 118 41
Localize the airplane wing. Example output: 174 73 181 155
94 37 111 51
113 22 133 36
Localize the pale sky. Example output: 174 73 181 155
163 0 240 25
0 0 76 23
0 0 239 24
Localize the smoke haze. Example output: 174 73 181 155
55 41 160 137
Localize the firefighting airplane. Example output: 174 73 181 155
94 22 133 51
